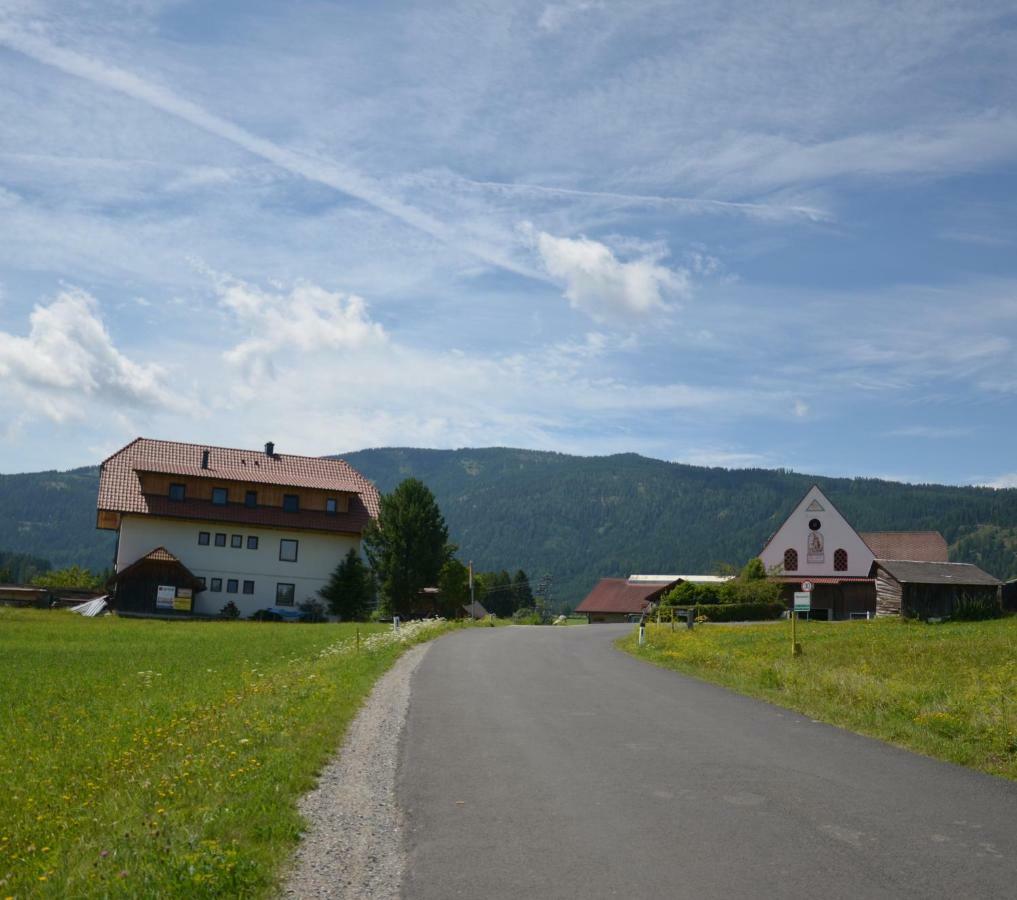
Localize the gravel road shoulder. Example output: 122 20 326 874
282 642 430 899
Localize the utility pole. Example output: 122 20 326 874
469 560 476 620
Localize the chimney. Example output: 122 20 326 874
265 441 275 457
201 449 210 469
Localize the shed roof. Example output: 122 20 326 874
870 559 1000 586
860 531 948 562
576 578 678 615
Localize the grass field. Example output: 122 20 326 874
620 617 1017 781
0 609 454 898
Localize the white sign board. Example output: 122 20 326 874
793 591 812 612
801 581 814 592
156 585 176 609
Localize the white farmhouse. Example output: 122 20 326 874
96 438 379 617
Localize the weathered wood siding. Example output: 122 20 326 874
874 568 903 617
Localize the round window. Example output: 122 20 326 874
808 518 822 531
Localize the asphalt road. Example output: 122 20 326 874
397 624 1017 899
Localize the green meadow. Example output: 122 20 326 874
621 617 1017 780
0 609 452 898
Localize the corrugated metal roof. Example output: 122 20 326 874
870 559 1000 586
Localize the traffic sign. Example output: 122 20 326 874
793 591 812 612
801 580 814 592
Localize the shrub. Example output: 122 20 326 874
218 600 240 620
692 601 785 622
512 607 543 625
250 609 283 622
298 600 328 623
951 592 1002 622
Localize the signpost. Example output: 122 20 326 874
791 590 811 657
156 585 176 610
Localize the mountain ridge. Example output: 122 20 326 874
2 447 1016 602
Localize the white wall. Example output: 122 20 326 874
117 515 360 616
759 486 874 578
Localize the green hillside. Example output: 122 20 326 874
340 448 1017 603
3 448 1017 603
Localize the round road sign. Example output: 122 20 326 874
801 580 814 592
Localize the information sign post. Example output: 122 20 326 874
791 590 811 657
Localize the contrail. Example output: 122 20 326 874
460 178 830 222
0 25 543 280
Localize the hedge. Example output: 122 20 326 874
692 601 785 622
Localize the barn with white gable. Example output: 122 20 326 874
759 485 949 620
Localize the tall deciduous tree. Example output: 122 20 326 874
319 548 375 620
363 478 450 617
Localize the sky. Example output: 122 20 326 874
0 1 1016 485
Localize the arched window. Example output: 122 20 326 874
783 548 798 572
834 548 848 571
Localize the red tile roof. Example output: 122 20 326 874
576 578 678 615
772 576 873 585
98 438 380 534
860 531 948 562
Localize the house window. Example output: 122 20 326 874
242 580 255 595
230 534 243 549
276 583 295 606
212 487 228 506
279 539 298 562
325 497 337 515
214 533 227 547
210 577 223 592
226 578 239 594
198 531 210 546
834 549 848 572
196 577 207 590
169 483 186 502
247 536 259 550
245 490 258 508
783 548 798 572
283 494 300 513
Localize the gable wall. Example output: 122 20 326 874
759 486 875 578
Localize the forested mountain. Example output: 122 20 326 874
3 448 1017 604
0 467 114 573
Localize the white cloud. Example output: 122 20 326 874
213 276 388 383
530 228 689 321
0 288 177 421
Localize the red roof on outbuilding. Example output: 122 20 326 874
576 578 678 615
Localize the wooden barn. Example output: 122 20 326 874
109 546 206 615
869 559 1001 620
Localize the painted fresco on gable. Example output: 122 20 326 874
807 530 824 563
806 499 825 512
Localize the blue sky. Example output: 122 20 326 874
1 1 1016 485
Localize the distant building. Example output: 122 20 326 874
576 577 679 623
759 485 951 620
96 438 379 617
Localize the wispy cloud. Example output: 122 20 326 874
0 24 541 280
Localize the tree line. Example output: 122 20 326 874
318 477 537 621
